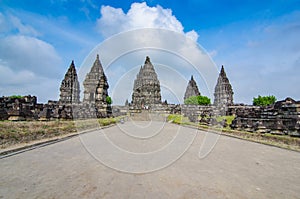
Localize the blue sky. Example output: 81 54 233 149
0 0 300 104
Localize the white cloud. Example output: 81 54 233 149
186 30 199 42
79 28 218 105
96 2 199 42
208 50 218 58
211 11 300 104
0 13 9 33
0 35 62 78
0 12 40 36
0 64 35 85
0 34 62 102
0 12 66 102
9 15 40 36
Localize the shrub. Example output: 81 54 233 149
253 95 276 106
106 96 112 104
9 95 23 99
184 95 211 105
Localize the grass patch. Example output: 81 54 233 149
215 115 235 126
0 117 124 149
167 114 189 124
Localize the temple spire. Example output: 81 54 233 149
90 54 103 73
213 65 234 106
59 60 80 104
184 75 201 100
220 65 226 76
83 54 106 102
132 56 161 107
145 56 151 64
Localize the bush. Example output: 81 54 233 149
253 95 276 106
106 96 112 104
184 95 211 105
9 95 23 99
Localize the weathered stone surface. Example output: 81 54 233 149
0 55 112 120
184 75 200 100
0 96 39 121
38 107 52 121
214 66 234 106
231 98 300 136
0 107 8 120
81 54 112 118
59 60 80 104
83 54 104 103
131 56 161 108
95 73 112 118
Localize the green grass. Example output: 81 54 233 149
215 115 235 126
0 117 124 149
167 114 189 124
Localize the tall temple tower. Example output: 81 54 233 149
83 54 105 103
132 56 161 108
82 54 111 117
184 75 201 100
214 65 234 106
95 72 111 117
59 60 80 104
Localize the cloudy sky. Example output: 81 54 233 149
0 0 299 104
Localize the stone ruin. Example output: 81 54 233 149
131 56 162 108
214 65 234 106
59 60 80 104
1 54 299 137
0 54 111 120
184 75 200 100
0 95 42 121
81 54 112 118
182 66 234 121
231 98 300 136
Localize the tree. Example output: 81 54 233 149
106 96 112 104
184 96 198 105
184 95 211 105
9 95 23 99
253 95 276 106
197 96 211 105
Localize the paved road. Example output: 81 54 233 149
1 121 300 198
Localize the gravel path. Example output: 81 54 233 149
1 121 299 198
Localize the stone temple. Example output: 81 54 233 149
82 54 111 117
83 54 105 103
58 54 111 118
131 56 162 108
1 55 300 136
214 65 234 106
59 60 80 104
184 75 201 100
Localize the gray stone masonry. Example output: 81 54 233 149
231 97 300 136
59 60 80 104
184 75 200 101
214 65 234 106
131 56 162 108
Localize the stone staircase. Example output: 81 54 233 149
129 110 166 121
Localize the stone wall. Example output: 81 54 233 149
231 98 300 136
0 95 112 121
0 95 42 121
2 95 299 137
112 105 128 117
